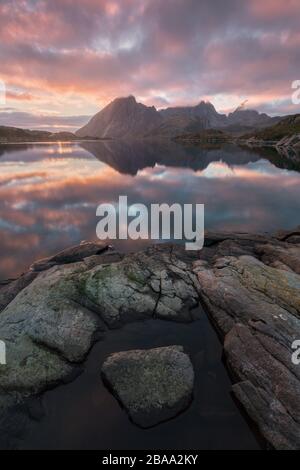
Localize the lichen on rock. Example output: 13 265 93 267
101 345 194 428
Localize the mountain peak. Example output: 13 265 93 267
114 95 137 104
196 100 218 112
198 99 211 105
76 95 161 139
109 95 138 110
76 94 274 139
228 106 273 127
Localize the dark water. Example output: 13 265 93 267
2 140 296 449
1 140 300 280
20 315 260 450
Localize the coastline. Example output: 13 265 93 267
0 229 300 449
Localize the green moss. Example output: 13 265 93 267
76 265 115 303
125 266 147 286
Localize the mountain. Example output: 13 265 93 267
145 115 207 138
0 126 53 142
174 129 230 146
242 114 300 142
0 126 87 143
159 100 228 128
0 97 284 143
76 95 162 139
227 108 277 128
76 96 278 139
0 126 103 143
240 114 300 154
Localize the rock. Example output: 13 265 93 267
0 272 38 313
255 242 300 274
0 262 99 393
226 325 300 450
0 244 200 416
30 241 110 272
81 245 200 327
275 226 300 243
101 346 194 427
204 230 272 247
277 133 300 149
193 230 300 449
1 229 300 449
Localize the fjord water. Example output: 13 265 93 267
1 140 300 280
21 315 261 450
1 140 299 450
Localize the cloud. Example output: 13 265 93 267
0 0 299 119
6 91 36 101
0 111 90 131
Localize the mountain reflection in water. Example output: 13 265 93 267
0 140 300 279
81 139 300 175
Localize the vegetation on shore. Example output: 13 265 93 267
173 129 230 146
1 114 300 151
242 114 300 142
0 126 106 143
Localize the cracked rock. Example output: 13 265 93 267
1 229 300 449
0 244 200 415
193 232 300 449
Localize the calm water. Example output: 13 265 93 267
2 140 297 449
20 316 261 450
1 140 300 280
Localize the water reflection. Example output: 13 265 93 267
81 140 300 174
0 141 300 279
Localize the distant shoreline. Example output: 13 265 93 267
0 139 108 145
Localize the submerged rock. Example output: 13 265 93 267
0 244 199 416
101 346 194 427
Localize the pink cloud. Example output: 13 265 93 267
249 0 300 20
0 0 299 118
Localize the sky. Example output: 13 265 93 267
0 0 300 131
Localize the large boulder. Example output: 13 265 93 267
193 233 300 449
101 345 194 427
0 244 199 413
1 229 300 449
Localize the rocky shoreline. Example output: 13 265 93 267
237 133 300 157
0 230 300 449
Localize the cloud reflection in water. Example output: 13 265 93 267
0 141 300 279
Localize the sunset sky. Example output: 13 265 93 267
0 0 300 131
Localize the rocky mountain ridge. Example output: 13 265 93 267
76 95 278 139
